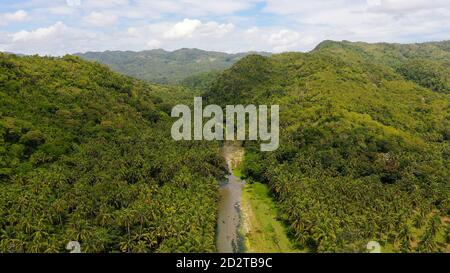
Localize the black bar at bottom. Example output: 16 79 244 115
0 253 445 272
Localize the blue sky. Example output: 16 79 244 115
0 0 449 55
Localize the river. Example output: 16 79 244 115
216 142 245 253
215 142 299 253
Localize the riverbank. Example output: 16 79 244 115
227 143 299 253
216 142 300 253
241 181 300 253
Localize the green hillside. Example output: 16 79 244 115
315 40 450 93
1 40 448 253
206 41 450 252
76 49 270 84
0 53 223 253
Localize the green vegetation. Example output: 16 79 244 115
207 41 450 252
315 40 450 94
1 40 449 253
241 181 300 253
76 49 270 84
0 53 224 253
181 70 222 93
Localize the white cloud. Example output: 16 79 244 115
0 10 28 25
177 0 258 15
5 10 28 22
245 27 259 35
82 0 130 9
198 22 235 38
263 0 450 45
48 6 77 15
268 29 301 52
368 0 450 13
133 0 259 16
264 29 317 52
83 12 118 27
164 18 202 39
12 21 67 42
66 0 82 7
163 19 234 40
1 0 449 55
147 39 162 49
366 0 381 7
7 22 98 56
263 0 345 15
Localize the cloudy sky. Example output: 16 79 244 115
0 0 449 55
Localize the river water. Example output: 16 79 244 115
216 142 246 253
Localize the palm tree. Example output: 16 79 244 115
398 225 412 252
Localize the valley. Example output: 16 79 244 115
217 142 297 253
1 40 449 253
216 142 245 253
207 40 450 252
75 49 271 85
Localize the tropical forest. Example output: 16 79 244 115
0 40 449 253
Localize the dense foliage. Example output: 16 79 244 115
181 70 222 93
207 41 450 252
76 49 270 84
315 40 450 93
0 53 224 253
1 40 448 253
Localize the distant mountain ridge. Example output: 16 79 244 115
1 52 25 57
76 48 271 84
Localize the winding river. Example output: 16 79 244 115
216 142 246 253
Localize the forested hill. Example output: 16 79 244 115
206 40 450 252
75 48 270 84
1 40 449 253
0 53 224 252
314 40 450 93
